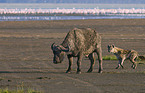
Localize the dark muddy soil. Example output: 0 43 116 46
0 19 144 93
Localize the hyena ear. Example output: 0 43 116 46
108 45 110 48
112 44 115 48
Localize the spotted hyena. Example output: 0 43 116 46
108 44 138 69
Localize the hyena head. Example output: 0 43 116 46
51 43 69 64
108 44 115 53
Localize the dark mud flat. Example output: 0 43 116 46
0 19 144 93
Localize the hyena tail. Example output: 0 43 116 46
138 55 145 60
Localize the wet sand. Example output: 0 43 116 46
0 19 144 93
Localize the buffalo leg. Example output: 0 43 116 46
87 53 95 73
77 53 83 74
66 55 73 73
96 47 103 73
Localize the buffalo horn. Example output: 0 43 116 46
60 45 70 52
51 43 55 50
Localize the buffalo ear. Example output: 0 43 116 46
51 43 55 50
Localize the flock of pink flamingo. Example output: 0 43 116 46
0 8 145 15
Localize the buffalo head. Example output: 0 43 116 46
51 43 70 64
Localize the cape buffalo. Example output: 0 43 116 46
51 28 103 74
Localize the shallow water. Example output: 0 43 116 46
1 4 145 21
1 14 145 21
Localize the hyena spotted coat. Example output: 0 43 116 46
108 44 138 69
51 28 103 74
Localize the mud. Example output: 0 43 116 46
0 19 144 93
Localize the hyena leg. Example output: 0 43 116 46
87 53 95 73
66 55 73 73
116 58 125 69
120 58 125 69
116 59 121 69
130 56 137 69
